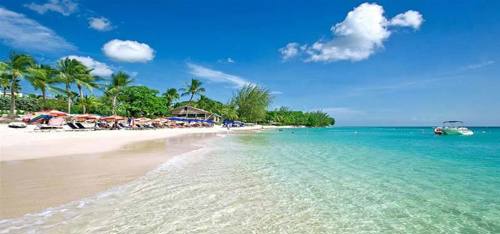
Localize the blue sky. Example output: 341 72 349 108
1 0 499 126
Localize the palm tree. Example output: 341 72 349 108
4 53 35 117
56 58 87 114
180 79 205 102
74 68 100 114
163 88 180 109
231 84 272 123
26 64 57 103
0 74 10 96
106 71 133 115
0 62 10 96
79 95 100 113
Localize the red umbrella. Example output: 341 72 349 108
37 110 68 117
101 115 125 121
73 114 100 120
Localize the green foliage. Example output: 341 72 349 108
162 88 180 109
0 96 40 112
231 84 272 123
180 79 205 101
266 107 335 127
196 95 225 115
1 52 337 125
106 71 133 115
56 58 89 114
118 86 168 118
4 52 35 116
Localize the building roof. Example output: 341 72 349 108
171 105 221 117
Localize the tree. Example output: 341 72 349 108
0 73 9 96
305 111 335 127
118 86 167 117
56 58 87 114
162 88 180 109
4 53 35 117
265 107 334 127
26 64 57 106
0 62 10 96
78 95 100 114
106 71 133 115
74 68 100 114
231 84 272 123
180 79 205 102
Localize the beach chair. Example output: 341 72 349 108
35 117 65 131
118 123 130 129
134 124 146 130
75 122 93 131
66 122 81 131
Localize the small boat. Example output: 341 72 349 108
434 121 473 136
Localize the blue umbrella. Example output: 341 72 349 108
29 114 53 124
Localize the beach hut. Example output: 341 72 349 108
171 105 221 123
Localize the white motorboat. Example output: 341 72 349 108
434 121 473 136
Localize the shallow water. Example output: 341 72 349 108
1 127 499 233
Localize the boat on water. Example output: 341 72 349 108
434 121 474 136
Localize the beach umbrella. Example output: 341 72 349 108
29 114 53 124
47 110 68 117
136 117 152 122
101 115 125 121
73 114 100 120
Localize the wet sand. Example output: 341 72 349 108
0 133 217 219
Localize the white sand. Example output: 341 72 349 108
0 124 275 218
0 124 268 162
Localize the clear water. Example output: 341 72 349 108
1 127 500 233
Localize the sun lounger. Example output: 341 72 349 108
66 122 81 131
35 117 64 131
75 122 93 131
118 123 130 129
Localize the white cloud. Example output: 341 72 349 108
25 0 78 16
280 3 423 62
102 39 155 63
63 55 113 77
320 107 364 116
462 60 495 71
389 10 423 29
88 17 112 31
279 42 300 60
187 63 251 88
217 57 236 64
0 7 75 53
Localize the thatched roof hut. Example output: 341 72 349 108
171 105 221 122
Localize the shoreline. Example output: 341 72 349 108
0 124 271 162
0 125 277 219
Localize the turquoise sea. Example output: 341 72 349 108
1 127 500 233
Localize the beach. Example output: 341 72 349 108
0 124 268 219
2 127 499 233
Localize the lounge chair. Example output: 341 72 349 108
118 123 130 129
35 117 65 131
75 122 93 131
66 122 81 131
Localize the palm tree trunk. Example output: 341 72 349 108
66 83 71 114
3 87 6 96
41 88 46 101
189 93 194 102
8 78 16 118
41 88 47 109
78 85 86 114
112 95 117 115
